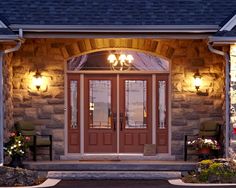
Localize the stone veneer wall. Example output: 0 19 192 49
11 39 65 160
4 39 225 160
3 53 14 140
230 45 236 156
171 40 225 159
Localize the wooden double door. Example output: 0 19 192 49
84 74 152 153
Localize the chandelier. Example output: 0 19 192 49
107 52 134 70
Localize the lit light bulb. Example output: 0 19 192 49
126 54 134 63
194 77 201 89
119 54 127 63
107 54 117 64
33 71 43 90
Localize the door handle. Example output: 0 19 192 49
120 113 124 131
112 112 117 131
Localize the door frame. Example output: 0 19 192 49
65 71 171 156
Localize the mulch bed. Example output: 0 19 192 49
0 166 47 187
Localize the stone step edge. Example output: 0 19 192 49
25 163 195 171
47 171 181 180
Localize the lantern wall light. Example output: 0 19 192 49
32 69 43 90
193 69 208 96
193 69 201 91
107 52 134 71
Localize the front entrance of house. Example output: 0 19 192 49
67 50 169 155
84 74 152 153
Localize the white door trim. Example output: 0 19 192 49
117 74 120 153
152 74 156 144
80 74 84 154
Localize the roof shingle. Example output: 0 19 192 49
0 0 235 26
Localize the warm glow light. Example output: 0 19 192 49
107 52 134 70
118 54 127 63
194 77 201 89
33 71 43 90
194 70 201 91
89 102 94 111
126 54 134 63
107 54 117 64
231 45 236 56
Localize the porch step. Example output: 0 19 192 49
47 171 181 180
24 161 196 172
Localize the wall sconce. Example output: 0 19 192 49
193 70 201 91
193 70 208 96
32 69 43 90
107 52 134 71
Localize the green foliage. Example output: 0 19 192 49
199 159 213 169
184 159 236 183
4 132 30 157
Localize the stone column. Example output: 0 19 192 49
230 44 236 156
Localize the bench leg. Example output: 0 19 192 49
33 145 36 161
184 135 187 161
49 145 52 161
33 135 37 161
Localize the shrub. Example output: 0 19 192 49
183 159 236 183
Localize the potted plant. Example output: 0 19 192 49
4 131 30 168
187 138 220 155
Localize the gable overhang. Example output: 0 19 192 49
9 24 219 39
220 14 236 32
0 21 7 28
0 20 21 41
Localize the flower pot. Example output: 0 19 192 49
233 127 236 134
9 155 24 168
198 147 210 154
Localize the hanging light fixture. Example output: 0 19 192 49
107 52 134 70
33 69 43 90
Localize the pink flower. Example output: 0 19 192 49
10 132 16 137
25 136 31 141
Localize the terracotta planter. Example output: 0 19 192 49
198 148 211 160
198 147 210 154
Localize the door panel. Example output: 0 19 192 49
84 75 117 153
67 74 80 153
156 74 169 153
119 75 152 153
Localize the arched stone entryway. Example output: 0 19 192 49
64 39 172 157
60 39 175 60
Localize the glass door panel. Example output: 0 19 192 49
84 75 117 153
119 75 152 153
89 80 112 129
125 80 147 129
67 74 80 153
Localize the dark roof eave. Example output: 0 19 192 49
0 35 20 41
9 24 219 33
209 36 236 44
